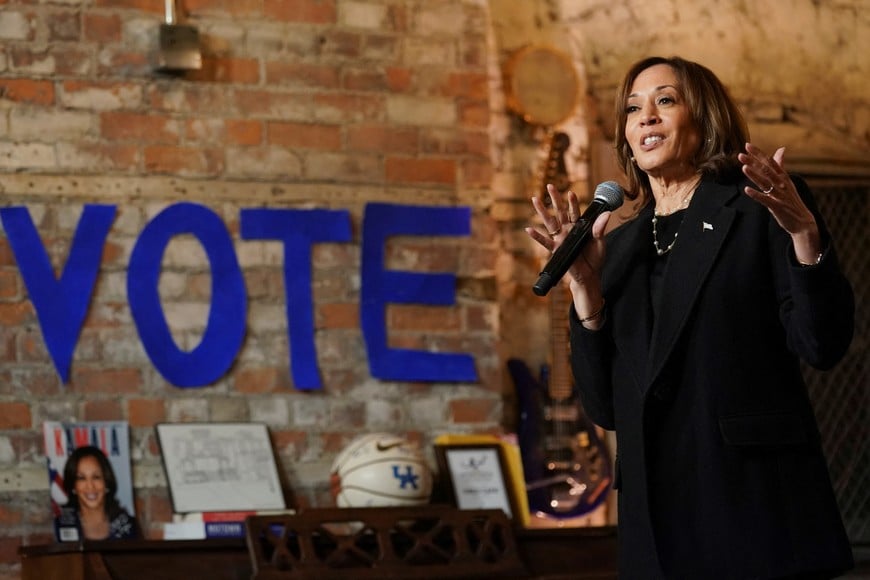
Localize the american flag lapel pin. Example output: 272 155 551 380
703 222 713 231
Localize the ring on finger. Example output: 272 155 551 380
547 225 562 237
762 185 774 194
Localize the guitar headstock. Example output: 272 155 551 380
536 131 572 202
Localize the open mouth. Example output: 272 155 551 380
642 134 664 148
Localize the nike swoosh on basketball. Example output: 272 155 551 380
376 441 403 451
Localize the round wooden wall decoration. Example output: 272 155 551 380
505 44 580 126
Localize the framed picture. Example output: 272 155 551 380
156 422 286 514
435 443 520 520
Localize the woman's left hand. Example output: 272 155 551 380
738 142 822 264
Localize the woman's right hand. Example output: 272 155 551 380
525 183 611 327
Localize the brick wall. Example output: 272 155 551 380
0 0 498 574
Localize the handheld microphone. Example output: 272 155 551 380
532 181 625 296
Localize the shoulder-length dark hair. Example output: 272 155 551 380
614 56 750 203
62 446 121 515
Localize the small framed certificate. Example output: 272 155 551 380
435 443 519 519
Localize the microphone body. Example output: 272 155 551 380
532 181 625 296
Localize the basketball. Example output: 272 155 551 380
330 433 433 508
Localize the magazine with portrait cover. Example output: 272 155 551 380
42 420 135 542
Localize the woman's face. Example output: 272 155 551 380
74 455 107 512
624 63 701 181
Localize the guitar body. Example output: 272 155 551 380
509 358 612 520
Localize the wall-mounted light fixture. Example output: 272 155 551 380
155 0 202 73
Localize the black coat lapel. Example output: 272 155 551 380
645 180 739 386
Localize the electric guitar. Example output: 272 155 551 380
508 131 612 522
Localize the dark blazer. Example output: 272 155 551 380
570 175 854 579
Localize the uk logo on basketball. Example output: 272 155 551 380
391 465 420 489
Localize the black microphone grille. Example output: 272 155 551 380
593 181 626 210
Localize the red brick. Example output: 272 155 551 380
93 0 162 14
385 158 455 185
46 10 80 41
385 240 461 271
343 70 389 92
465 304 493 332
0 240 14 266
460 100 489 127
444 72 489 100
149 494 174 531
265 62 340 89
386 67 412 92
71 368 142 394
271 430 307 460
264 0 337 23
0 271 18 299
101 112 178 143
321 432 350 454
319 31 361 59
449 398 498 424
143 145 209 175
0 330 14 363
362 35 398 59
0 78 54 105
11 369 60 396
330 401 365 428
0 402 31 429
235 89 307 116
82 399 123 421
387 4 408 31
0 302 34 326
319 368 366 395
421 129 488 157
101 239 125 265
317 302 358 329
189 57 260 84
347 125 417 153
185 0 262 17
128 399 166 427
225 119 262 146
267 121 341 150
461 158 493 188
389 305 461 332
83 13 121 42
234 367 291 393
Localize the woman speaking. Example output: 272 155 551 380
527 56 854 579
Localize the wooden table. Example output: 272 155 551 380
20 519 617 579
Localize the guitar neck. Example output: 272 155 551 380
548 284 573 402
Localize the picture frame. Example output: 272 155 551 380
156 422 286 514
434 442 521 520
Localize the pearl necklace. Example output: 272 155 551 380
652 213 680 256
652 189 695 256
